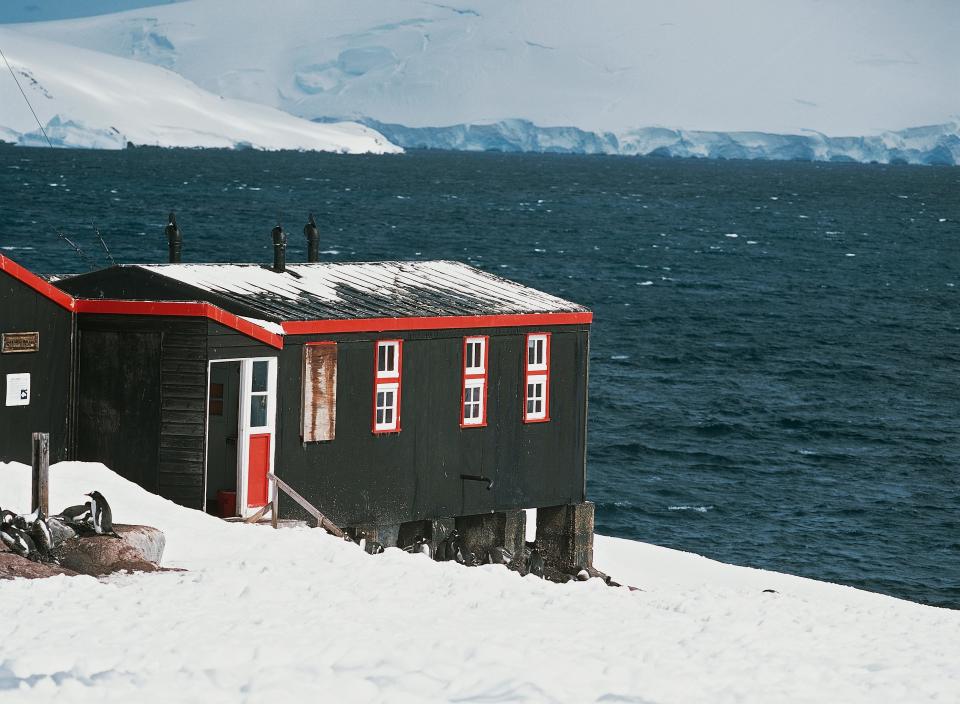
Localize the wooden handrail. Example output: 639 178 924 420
267 473 345 538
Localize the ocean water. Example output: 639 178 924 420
1 146 957 608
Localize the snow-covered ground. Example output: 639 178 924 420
1 461 958 703
9 0 959 163
0 28 399 152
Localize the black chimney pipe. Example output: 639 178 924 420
304 213 320 263
271 225 286 273
165 212 182 263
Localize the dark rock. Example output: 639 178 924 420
56 525 166 576
0 551 78 579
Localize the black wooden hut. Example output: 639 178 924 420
1 250 595 569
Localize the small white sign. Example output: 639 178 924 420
5 373 30 407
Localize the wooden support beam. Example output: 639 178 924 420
267 473 344 538
31 432 49 516
271 479 279 530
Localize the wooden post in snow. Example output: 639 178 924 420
271 476 279 529
31 432 49 516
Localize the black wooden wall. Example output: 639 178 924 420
75 315 207 508
68 313 589 528
271 325 590 528
0 271 74 463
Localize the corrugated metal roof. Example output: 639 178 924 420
129 261 588 322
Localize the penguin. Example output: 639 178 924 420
0 509 15 526
45 515 77 545
527 548 545 578
486 546 514 565
417 537 432 557
57 503 91 524
29 511 54 561
403 535 430 557
453 540 476 566
85 491 114 535
364 540 384 555
0 524 37 561
576 568 590 581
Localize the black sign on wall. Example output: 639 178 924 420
1 332 40 354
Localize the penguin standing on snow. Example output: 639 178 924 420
0 509 15 526
527 548 545 578
85 491 114 535
486 546 513 565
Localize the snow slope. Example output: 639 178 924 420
0 28 399 152
12 0 960 162
1 461 958 703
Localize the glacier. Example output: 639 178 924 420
0 28 399 153
4 0 959 163
349 117 960 165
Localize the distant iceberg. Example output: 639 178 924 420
346 118 960 165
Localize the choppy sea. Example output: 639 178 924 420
1 146 957 608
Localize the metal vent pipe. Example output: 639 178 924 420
165 212 182 263
304 213 320 263
272 225 286 273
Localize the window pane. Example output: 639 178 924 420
377 390 385 407
385 390 394 406
378 344 386 371
528 341 535 365
384 408 393 424
252 361 269 393
377 408 384 424
527 399 534 413
250 394 267 427
386 345 394 371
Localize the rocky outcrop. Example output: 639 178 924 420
1 524 168 579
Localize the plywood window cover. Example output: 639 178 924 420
302 342 337 442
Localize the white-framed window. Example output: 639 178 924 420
465 336 486 374
374 382 399 432
527 334 548 371
249 359 270 428
523 332 550 423
373 340 402 433
376 340 400 379
463 378 485 426
461 335 488 427
525 374 547 421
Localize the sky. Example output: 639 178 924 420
0 0 177 24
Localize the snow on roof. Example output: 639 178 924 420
133 260 588 322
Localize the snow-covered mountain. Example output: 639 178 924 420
9 0 959 163
0 27 399 152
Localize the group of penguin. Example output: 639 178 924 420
351 528 549 578
0 490 115 564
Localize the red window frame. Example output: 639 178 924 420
372 339 402 434
523 332 550 423
460 335 489 428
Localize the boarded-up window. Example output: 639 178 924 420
302 342 337 442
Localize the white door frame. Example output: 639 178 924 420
204 356 278 518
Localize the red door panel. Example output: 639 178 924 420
247 433 271 507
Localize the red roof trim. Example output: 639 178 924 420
282 311 593 335
0 253 76 311
74 299 284 349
